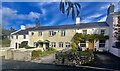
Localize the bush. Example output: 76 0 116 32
48 48 56 51
32 50 42 59
71 42 77 53
71 42 76 48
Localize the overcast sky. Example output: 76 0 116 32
1 2 119 30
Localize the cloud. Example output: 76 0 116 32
2 7 41 26
2 7 41 20
98 16 107 22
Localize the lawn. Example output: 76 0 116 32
32 48 56 59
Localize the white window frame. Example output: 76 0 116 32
82 30 87 34
99 40 106 48
38 31 42 36
59 42 63 48
65 42 70 48
49 31 53 36
51 42 56 47
80 40 86 47
16 35 18 39
101 29 105 35
61 30 65 36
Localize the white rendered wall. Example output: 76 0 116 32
10 35 29 48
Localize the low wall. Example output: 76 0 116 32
110 47 120 58
5 49 32 61
4 48 44 61
13 50 32 61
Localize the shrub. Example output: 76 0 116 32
71 42 77 53
32 50 42 59
71 42 76 48
48 48 56 51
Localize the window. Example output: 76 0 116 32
49 31 56 36
16 35 18 39
31 32 34 35
99 40 105 48
80 40 86 47
82 30 87 34
23 35 26 39
11 35 13 39
66 42 70 48
34 42 37 47
51 42 56 47
59 42 63 48
38 32 42 36
101 29 105 35
61 30 65 36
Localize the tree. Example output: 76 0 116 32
59 0 81 20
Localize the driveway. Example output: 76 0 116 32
85 52 120 70
31 54 55 64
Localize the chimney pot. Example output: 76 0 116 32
76 17 80 24
20 25 26 30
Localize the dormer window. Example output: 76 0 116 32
61 30 65 36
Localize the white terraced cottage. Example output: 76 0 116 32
10 4 120 57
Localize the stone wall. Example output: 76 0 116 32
5 49 32 61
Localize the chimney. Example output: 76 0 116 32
36 22 40 27
107 4 114 15
76 16 80 24
20 25 26 30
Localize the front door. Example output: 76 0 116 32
88 40 94 49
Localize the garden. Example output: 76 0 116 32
54 49 94 66
54 33 109 66
31 48 56 59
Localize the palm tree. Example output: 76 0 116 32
59 0 81 20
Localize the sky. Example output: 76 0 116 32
1 2 119 30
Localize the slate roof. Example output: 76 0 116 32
33 22 109 31
12 27 35 35
12 22 109 35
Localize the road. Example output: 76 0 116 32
1 52 120 71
